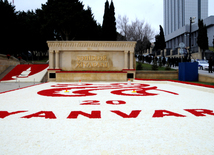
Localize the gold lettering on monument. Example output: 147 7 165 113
75 55 108 68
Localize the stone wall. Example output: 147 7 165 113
47 41 137 82
0 57 20 74
56 71 127 82
59 51 124 71
199 74 214 83
136 71 178 80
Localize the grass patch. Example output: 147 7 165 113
189 81 214 86
169 79 214 86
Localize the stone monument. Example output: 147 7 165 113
47 41 136 82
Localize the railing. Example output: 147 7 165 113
172 49 178 55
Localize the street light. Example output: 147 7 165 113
188 17 196 61
184 33 189 47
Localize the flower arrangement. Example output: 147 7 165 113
6 54 11 59
18 56 22 61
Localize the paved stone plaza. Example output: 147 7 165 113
0 80 214 154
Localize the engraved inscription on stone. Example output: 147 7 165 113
75 55 109 68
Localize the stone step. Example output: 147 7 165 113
0 66 16 81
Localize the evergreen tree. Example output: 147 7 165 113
16 10 48 60
154 25 166 50
42 0 101 40
197 19 209 59
102 0 117 40
152 57 158 70
109 0 117 40
102 0 110 40
158 57 162 67
0 0 17 55
159 25 166 50
1 0 103 60
154 35 160 50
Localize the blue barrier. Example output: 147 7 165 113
179 62 198 81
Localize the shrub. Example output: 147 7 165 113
158 57 162 67
136 62 143 70
165 62 171 70
152 59 158 70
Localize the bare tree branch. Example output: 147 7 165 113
117 15 155 42
117 15 129 40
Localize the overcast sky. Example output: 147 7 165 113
14 0 214 34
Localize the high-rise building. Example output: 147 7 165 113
163 0 214 50
164 0 208 35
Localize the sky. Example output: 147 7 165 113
13 0 214 34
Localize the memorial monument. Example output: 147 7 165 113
47 41 136 82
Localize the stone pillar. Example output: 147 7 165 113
150 48 152 55
147 49 149 54
170 49 173 57
164 49 166 57
55 50 60 69
130 51 134 69
178 48 180 57
124 50 128 69
49 50 54 69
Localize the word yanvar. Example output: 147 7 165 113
77 55 107 61
1 109 214 119
76 62 108 68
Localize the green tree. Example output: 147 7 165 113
154 25 166 50
16 10 48 60
154 35 160 51
152 57 158 70
102 0 117 40
0 0 17 55
102 0 110 40
158 57 162 67
159 25 166 50
79 6 102 40
109 0 117 40
41 0 101 40
197 19 208 60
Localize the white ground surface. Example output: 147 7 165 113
0 81 214 155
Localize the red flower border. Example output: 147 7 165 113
135 78 214 89
1 79 214 95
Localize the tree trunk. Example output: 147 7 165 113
202 49 204 60
66 35 69 41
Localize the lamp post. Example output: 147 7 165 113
188 17 196 61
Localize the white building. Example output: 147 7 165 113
163 0 214 51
